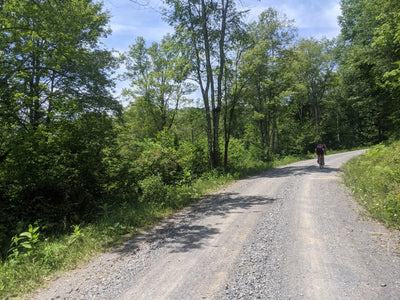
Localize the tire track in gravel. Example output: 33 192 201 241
35 150 400 300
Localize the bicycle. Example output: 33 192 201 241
315 143 327 169
317 154 324 168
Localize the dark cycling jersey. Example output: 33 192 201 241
316 144 325 155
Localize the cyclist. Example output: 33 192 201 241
315 143 327 166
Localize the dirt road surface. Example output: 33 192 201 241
35 150 400 299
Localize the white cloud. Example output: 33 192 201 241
239 0 341 39
110 23 137 34
103 0 173 51
323 3 341 28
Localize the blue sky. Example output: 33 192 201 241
101 0 342 100
102 0 341 51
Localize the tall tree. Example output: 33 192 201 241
163 0 245 169
370 0 400 136
0 0 120 238
0 0 119 145
122 35 194 139
241 8 296 160
338 0 395 143
290 38 337 147
222 28 250 169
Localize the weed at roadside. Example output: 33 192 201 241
342 142 400 230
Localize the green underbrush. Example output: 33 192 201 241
343 141 400 229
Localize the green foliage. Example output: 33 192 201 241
0 223 107 299
7 225 40 262
241 8 297 160
68 225 84 245
122 36 195 138
223 137 275 175
292 38 337 130
338 0 400 143
138 174 167 206
0 0 120 257
134 141 184 185
177 140 209 176
343 141 400 228
175 107 207 143
0 113 116 240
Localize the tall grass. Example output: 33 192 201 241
0 199 177 299
342 141 400 229
0 178 231 298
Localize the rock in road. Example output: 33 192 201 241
35 150 400 300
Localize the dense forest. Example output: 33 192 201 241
0 0 399 260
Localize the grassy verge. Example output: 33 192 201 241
342 141 400 229
0 153 314 299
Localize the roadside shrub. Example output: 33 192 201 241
166 184 194 209
224 138 257 172
177 140 209 177
7 224 40 264
138 174 167 206
135 142 184 185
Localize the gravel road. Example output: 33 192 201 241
34 150 400 300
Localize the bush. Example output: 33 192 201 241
177 140 209 177
135 142 184 185
138 174 167 206
0 114 115 250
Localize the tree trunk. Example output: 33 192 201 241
200 0 216 169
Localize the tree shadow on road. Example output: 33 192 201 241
113 193 275 255
113 161 341 256
254 163 341 178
